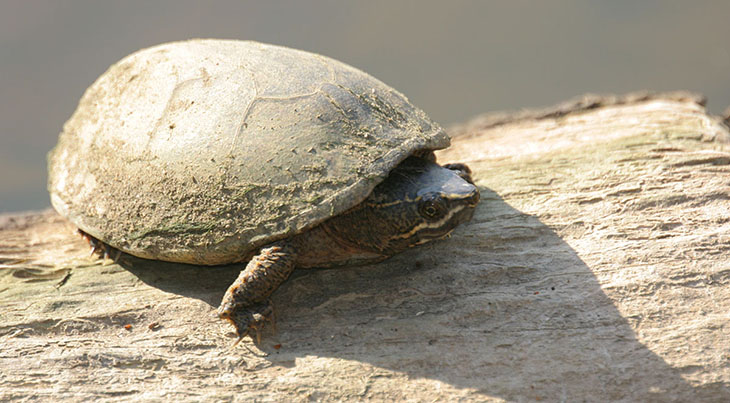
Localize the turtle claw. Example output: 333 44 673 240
80 230 100 257
217 300 274 344
78 229 122 263
232 332 247 347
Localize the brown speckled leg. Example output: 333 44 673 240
217 241 297 343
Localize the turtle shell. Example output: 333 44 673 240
48 39 449 265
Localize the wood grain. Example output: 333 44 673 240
2 92 729 401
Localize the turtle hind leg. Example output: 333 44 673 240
78 229 121 262
217 240 297 343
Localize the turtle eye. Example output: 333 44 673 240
419 195 446 221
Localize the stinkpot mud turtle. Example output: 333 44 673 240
48 39 479 341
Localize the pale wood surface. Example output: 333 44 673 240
2 93 729 401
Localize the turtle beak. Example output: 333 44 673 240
448 183 479 224
464 186 480 207
446 179 480 210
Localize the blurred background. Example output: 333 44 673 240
2 0 730 213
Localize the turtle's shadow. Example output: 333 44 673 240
118 253 240 309
118 188 728 401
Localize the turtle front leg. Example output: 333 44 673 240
217 240 297 343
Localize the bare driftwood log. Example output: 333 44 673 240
2 92 729 401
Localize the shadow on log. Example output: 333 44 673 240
1 92 729 400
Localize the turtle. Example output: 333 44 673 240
47 39 480 342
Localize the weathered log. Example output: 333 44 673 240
1 92 729 401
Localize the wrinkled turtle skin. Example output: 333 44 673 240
48 40 480 341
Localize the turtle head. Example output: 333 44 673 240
334 156 479 255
